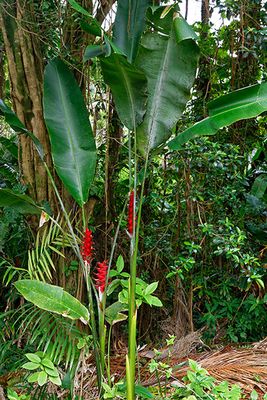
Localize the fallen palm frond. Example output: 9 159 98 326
141 339 267 397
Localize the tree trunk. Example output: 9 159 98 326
0 0 54 206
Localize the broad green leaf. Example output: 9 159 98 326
136 12 199 155
113 0 151 63
49 375 62 386
144 281 158 295
26 353 41 363
38 371 48 386
44 58 96 206
45 367 59 377
0 100 44 159
22 362 39 370
41 358 54 370
144 294 163 307
80 20 101 37
83 43 110 61
15 280 90 323
100 53 147 130
116 255 124 273
105 301 128 325
168 82 267 150
27 372 40 383
0 189 42 214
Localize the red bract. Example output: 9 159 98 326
81 228 93 263
95 261 108 293
128 190 135 236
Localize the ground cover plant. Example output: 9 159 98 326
0 0 267 398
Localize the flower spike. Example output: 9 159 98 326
81 228 94 264
95 260 108 293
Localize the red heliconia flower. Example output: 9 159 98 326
128 190 135 236
81 228 94 264
94 260 108 293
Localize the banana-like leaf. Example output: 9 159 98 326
136 12 199 155
44 58 96 206
113 0 151 63
83 43 110 61
15 280 89 323
0 100 44 159
0 188 41 214
168 82 267 150
100 54 147 130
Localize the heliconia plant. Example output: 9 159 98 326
0 0 267 399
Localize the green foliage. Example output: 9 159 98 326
14 280 90 323
108 255 163 308
100 53 147 130
43 58 96 206
22 351 61 386
113 0 151 63
172 360 243 399
169 82 267 150
136 8 199 155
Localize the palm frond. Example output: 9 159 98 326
3 304 86 370
27 217 73 282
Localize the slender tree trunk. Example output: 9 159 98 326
0 0 54 206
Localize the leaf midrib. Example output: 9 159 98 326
55 67 84 204
147 34 173 149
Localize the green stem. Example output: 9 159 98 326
85 271 102 391
44 162 102 393
127 155 149 400
107 324 112 385
81 205 86 229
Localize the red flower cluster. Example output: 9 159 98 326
81 228 94 264
128 190 135 236
95 261 108 293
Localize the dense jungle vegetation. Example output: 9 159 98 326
0 0 267 399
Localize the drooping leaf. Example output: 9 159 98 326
80 20 101 37
100 53 147 130
136 12 199 155
113 0 151 63
0 100 44 159
83 43 110 61
43 58 96 206
168 82 267 150
0 189 42 214
15 280 90 323
105 301 128 325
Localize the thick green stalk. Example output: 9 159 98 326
97 200 128 379
127 155 149 400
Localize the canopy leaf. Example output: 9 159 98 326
100 53 147 130
113 0 151 63
135 12 199 155
168 82 267 150
43 58 96 206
